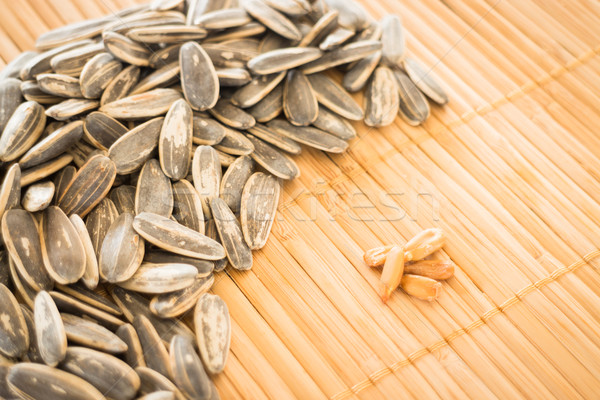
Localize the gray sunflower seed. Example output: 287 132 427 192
85 197 119 259
100 88 182 119
80 52 123 99
37 73 83 98
34 291 67 366
120 263 197 294
39 206 86 284
0 101 46 162
0 51 37 81
0 78 24 133
195 8 251 30
116 323 146 368
192 115 227 145
342 50 381 92
130 62 181 96
68 214 99 289
61 314 128 353
22 181 55 212
21 80 62 104
205 22 267 43
231 71 285 108
101 64 141 106
319 27 355 51
2 209 53 291
144 251 214 277
71 145 108 169
258 32 291 53
170 335 213 399
7 362 104 400
50 42 105 76
324 0 370 30
364 66 399 127
210 197 252 270
204 219 228 272
307 73 364 120
134 315 173 379
298 9 339 47
215 148 236 167
133 212 225 260
35 16 112 50
243 0 301 41
105 11 186 34
302 39 381 74
187 0 227 24
150 274 214 318
247 134 300 180
84 111 128 151
58 154 116 217
209 99 255 129
61 346 140 400
159 99 193 181
247 123 301 154
194 292 230 374
19 120 84 169
394 69 430 126
403 57 449 105
173 179 205 233
56 282 120 316
127 25 207 43
45 98 99 121
149 44 182 68
380 15 405 67
108 117 163 174
180 41 219 111
50 290 125 331
137 366 186 400
220 155 254 213
353 20 382 42
20 153 74 187
248 82 283 122
268 119 348 152
21 40 93 80
192 145 221 217
214 128 255 155
0 283 28 358
283 69 318 126
100 212 145 283
136 159 174 217
0 164 21 223
263 0 311 16
217 68 252 86
248 47 322 75
202 42 257 69
313 106 356 140
103 31 152 66
241 172 280 249
8 256 38 308
111 184 136 214
19 305 43 363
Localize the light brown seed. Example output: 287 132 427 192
159 99 193 181
45 98 99 121
19 120 84 169
313 106 356 140
283 69 318 126
119 263 197 294
0 283 29 358
111 185 137 214
170 335 213 399
307 73 364 120
302 40 381 74
150 274 214 318
194 292 231 374
243 0 301 40
268 119 348 153
247 134 300 180
20 153 74 187
403 57 449 105
241 172 280 250
192 145 222 217
379 245 404 303
99 212 145 283
7 363 104 400
209 98 256 129
394 69 430 126
101 64 141 106
220 155 254 213
248 82 283 122
116 323 146 368
248 47 322 75
214 127 255 155
401 274 442 301
363 244 394 267
100 88 182 119
61 313 128 354
22 181 55 212
405 259 455 280
50 42 105 76
130 62 181 95
172 179 205 233
134 315 173 379
108 117 164 174
58 154 116 217
192 114 227 145
210 197 252 270
231 71 286 108
364 66 399 127
0 101 46 162
80 52 123 99
55 282 122 315
380 15 405 67
36 73 83 98
404 228 445 262
103 31 152 66
50 290 125 331
34 290 67 366
136 159 174 217
343 50 381 92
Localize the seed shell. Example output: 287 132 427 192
85 197 119 259
302 39 381 74
394 69 431 126
150 274 214 318
307 73 364 120
243 0 302 40
248 82 283 122
241 172 280 250
45 98 99 121
34 290 67 366
127 25 207 43
192 114 227 145
247 134 300 180
68 215 100 289
116 323 146 369
50 290 125 331
100 88 182 119
119 263 197 294
100 212 145 283
108 117 164 174
134 315 174 380
159 99 193 181
20 153 74 187
172 179 205 233
210 197 252 270
101 64 141 106
61 313 128 354
380 14 405 67
364 66 399 127
0 101 46 162
130 62 181 95
55 282 121 315
111 185 137 214
195 8 251 29
247 47 322 75
268 119 348 153
137 366 186 400
220 155 254 213
170 335 213 399
136 159 174 217
37 73 83 98
19 305 43 363
343 50 381 92
192 145 222 217
50 42 105 76
403 57 449 105
194 292 231 374
84 111 128 151
214 128 255 155
180 41 219 111
103 31 152 66
0 283 29 358
144 251 214 277
231 71 286 108
283 69 318 126
19 120 84 169
313 106 356 140
209 99 256 129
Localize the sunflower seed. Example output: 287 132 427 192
145 251 214 277
108 117 163 174
2 209 53 291
22 181 55 212
150 0 184 11
215 128 255 155
307 73 363 120
35 16 112 50
195 8 251 29
192 145 221 217
220 155 254 213
85 197 119 258
192 114 227 145
36 73 83 98
116 323 146 368
0 283 28 358
84 112 127 151
50 42 105 76
136 159 174 217
394 69 430 126
403 57 448 105
50 290 125 331
99 212 145 283
0 78 25 132
66 216 99 290
172 179 205 233
268 119 348 152
21 153 74 187
8 256 38 308
283 69 319 126
128 25 207 43
21 40 93 81
0 51 37 81
101 65 141 106
130 62 181 96
0 101 46 162
61 314 127 353
241 172 280 249
0 164 21 224
170 334 213 399
364 66 399 127
202 42 257 69
231 71 286 108
258 32 291 53
243 0 301 41
320 27 355 50
56 282 121 315
249 47 322 76
7 362 104 400
179 42 219 111
34 291 67 366
216 67 251 87
210 197 252 270
103 31 152 66
204 219 227 272
19 120 83 169
325 0 370 30
134 315 174 379
248 84 283 125
137 366 186 400
19 305 43 363
46 98 99 121
21 80 63 104
343 50 381 92
106 11 186 34
247 134 300 180
247 123 300 154
302 40 381 74
150 274 214 318
159 99 193 181
194 292 230 374
61 346 140 400
100 88 182 119
80 52 123 99
204 22 266 43
149 44 182 68
298 10 339 47
209 99 255 129
380 15 405 67
263 0 311 16
120 263 197 294
111 185 137 214
313 106 356 140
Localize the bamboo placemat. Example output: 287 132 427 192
2 0 600 398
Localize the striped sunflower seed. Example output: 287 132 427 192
21 40 93 80
149 44 182 68
127 25 207 43
8 256 38 308
159 99 193 181
49 42 105 76
302 40 381 74
61 313 128 354
247 123 301 154
34 290 67 367
220 155 254 213
144 251 214 277
248 82 283 122
20 153 74 187
0 51 37 81
231 71 286 108
101 64 141 106
150 274 214 318
268 119 348 153
21 80 62 104
119 263 197 294
210 197 252 270
85 197 119 258
283 69 319 126
137 366 186 400
192 145 222 217
55 282 122 315
313 106 356 140
110 185 137 214
50 290 125 331
68 214 99 289
0 101 46 162
103 31 152 66
108 117 163 174
394 69 430 126
364 66 399 127
170 335 213 399
194 292 231 374
263 0 311 16
134 314 174 379
209 99 256 129
179 41 219 111
241 172 280 249
247 134 300 180
195 8 251 30
299 10 339 47
84 111 128 151
248 47 322 75
35 16 112 50
243 0 301 41
343 50 381 92
99 212 145 283
214 128 255 155
258 32 291 53
325 0 370 30
100 88 182 119
116 323 146 368
79 52 123 99
187 0 227 24
319 27 355 51
36 73 83 98
130 62 181 95
136 159 174 217
19 120 83 169
22 181 55 212
307 73 364 120
380 15 405 67
45 98 99 121
172 179 205 233
0 78 23 133
0 283 28 358
403 57 449 105
202 42 256 69
217 67 252 86
192 114 227 145
19 305 43 363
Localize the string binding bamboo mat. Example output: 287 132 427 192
2 0 600 398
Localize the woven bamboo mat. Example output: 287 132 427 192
3 0 600 398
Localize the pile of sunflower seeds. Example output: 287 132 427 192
0 0 448 398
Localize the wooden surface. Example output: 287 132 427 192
2 0 600 398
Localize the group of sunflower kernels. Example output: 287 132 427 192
363 228 454 303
